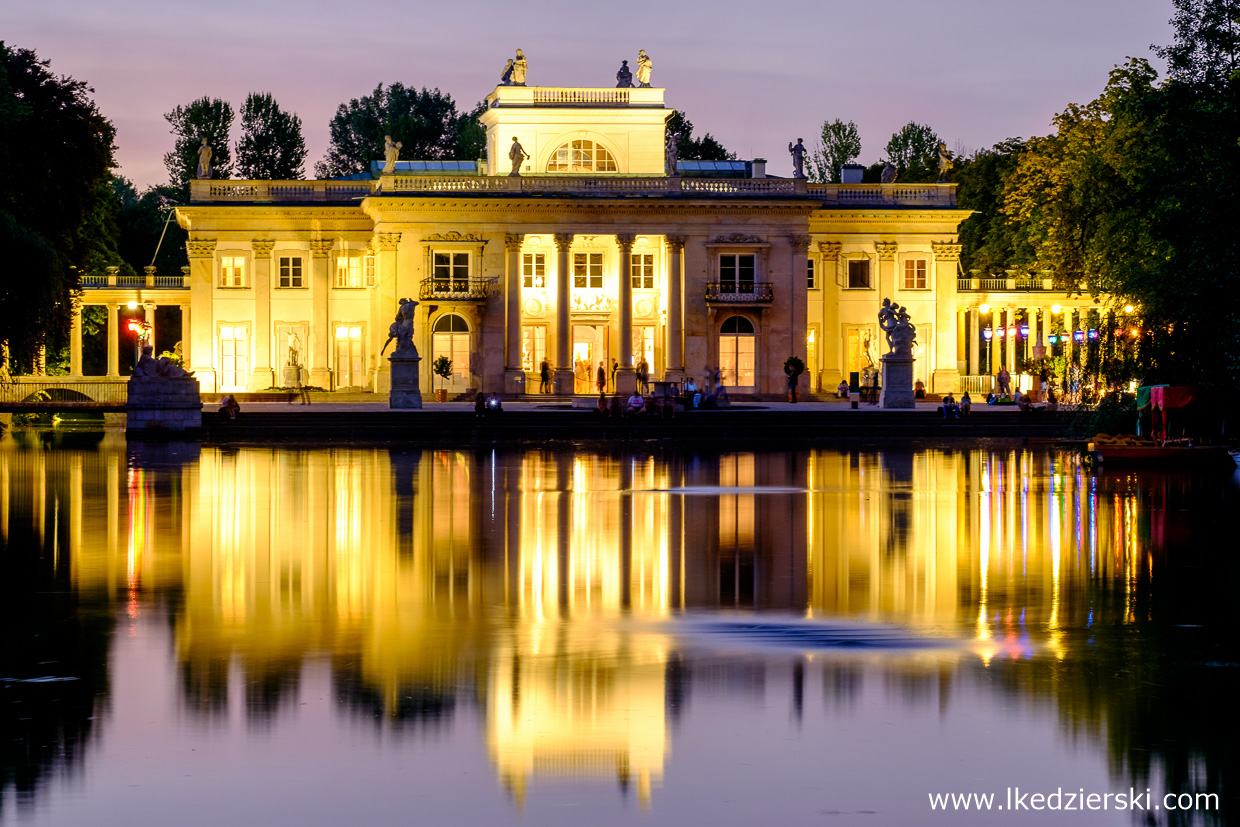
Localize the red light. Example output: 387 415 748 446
127 320 141 333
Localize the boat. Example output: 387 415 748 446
1089 441 1233 466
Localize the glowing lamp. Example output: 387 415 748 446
1073 330 1085 342
996 327 1006 339
1008 325 1017 338
982 328 993 340
1051 304 1062 314
979 304 991 314
126 320 141 333
1088 329 1099 340
1019 324 1030 337
1123 305 1134 313
127 300 138 310
1130 328 1140 338
1047 334 1058 345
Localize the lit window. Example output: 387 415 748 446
807 258 816 289
335 254 375 288
521 326 546 372
433 252 470 291
546 140 618 173
574 253 603 289
631 254 654 289
220 255 245 287
278 256 303 288
364 254 375 286
719 254 755 293
903 258 927 289
522 253 546 289
847 259 870 289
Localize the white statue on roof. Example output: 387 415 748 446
636 50 652 87
382 135 402 174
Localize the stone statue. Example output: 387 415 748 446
508 136 528 176
196 139 213 179
382 135 402 174
937 141 953 183
511 49 528 86
500 58 514 86
381 315 401 355
861 331 878 367
878 297 917 356
133 344 193 378
133 345 159 377
156 356 192 378
616 60 633 88
880 162 898 184
636 50 652 87
382 297 421 357
665 131 680 176
788 138 807 179
286 332 301 367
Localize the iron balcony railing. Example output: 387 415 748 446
704 282 774 303
418 276 493 301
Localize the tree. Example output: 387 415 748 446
1153 0 1240 86
163 97 233 193
315 85 482 178
884 121 941 182
113 177 186 281
953 139 1027 275
666 110 736 161
807 119 861 183
0 42 117 368
235 92 307 180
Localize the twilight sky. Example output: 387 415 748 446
5 0 1173 188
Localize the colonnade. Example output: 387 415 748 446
959 303 1109 384
66 300 186 378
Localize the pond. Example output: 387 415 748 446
1 434 1235 825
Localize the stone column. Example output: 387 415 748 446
664 235 686 383
818 242 842 390
309 239 334 390
143 300 158 356
106 303 120 377
1005 307 1017 374
374 233 401 393
503 233 525 395
186 239 216 391
956 308 967 370
930 242 961 393
180 303 191 367
1063 308 1074 367
69 306 83 378
553 232 574 394
250 239 275 390
788 235 811 398
615 233 637 394
875 242 898 300
967 308 980 376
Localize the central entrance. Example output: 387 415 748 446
572 323 609 393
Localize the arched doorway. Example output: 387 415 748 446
431 314 471 394
719 316 756 391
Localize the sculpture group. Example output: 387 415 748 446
878 298 917 356
382 297 420 358
876 298 918 409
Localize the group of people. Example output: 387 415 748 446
594 390 674 419
940 392 973 418
473 392 504 417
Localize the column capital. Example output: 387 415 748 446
504 233 525 251
251 239 276 257
376 232 402 251
309 239 333 259
931 242 962 262
615 233 636 251
874 241 898 261
788 234 811 255
664 234 686 252
553 232 574 251
186 239 216 259
818 241 842 260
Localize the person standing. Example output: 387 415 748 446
539 358 551 394
610 358 618 391
637 358 649 394
997 366 1011 395
596 362 606 394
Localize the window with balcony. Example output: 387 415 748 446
574 253 603 289
220 255 246 288
847 259 871 289
433 252 470 292
546 140 618 173
336 254 375 288
720 254 756 293
522 253 546 289
631 254 655 289
278 256 303 288
903 258 928 289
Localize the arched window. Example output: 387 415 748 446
431 314 471 392
432 314 470 333
719 316 755 388
546 140 618 173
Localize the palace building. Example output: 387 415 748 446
63 79 1102 398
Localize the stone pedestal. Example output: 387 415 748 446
389 351 423 409
282 366 301 388
614 367 637 395
552 368 574 395
126 376 204 434
879 354 916 409
503 368 526 396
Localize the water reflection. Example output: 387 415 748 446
0 438 1235 823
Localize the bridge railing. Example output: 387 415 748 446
0 378 129 405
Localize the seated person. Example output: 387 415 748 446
485 392 503 415
609 395 624 418
940 392 957 418
959 391 972 415
218 394 240 420
986 392 996 405
1045 389 1059 411
683 377 698 401
914 379 926 399
626 391 646 416
836 379 850 399
474 392 486 418
596 392 609 416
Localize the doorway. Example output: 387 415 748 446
572 324 608 393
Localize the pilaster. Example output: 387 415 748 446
503 233 525 394
374 232 401 393
186 239 216 391
875 242 898 304
251 239 276 390
664 235 685 382
309 239 334 389
788 235 811 398
615 233 636 394
553 232 574 394
818 242 843 389
930 242 961 393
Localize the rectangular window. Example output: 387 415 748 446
630 254 655 289
433 252 470 291
720 253 756 293
522 253 546 289
218 324 248 390
807 258 816 289
573 252 603 289
521 326 546 373
335 254 377 288
903 258 927 289
220 255 245 288
847 259 871 289
278 256 303 288
364 254 376 287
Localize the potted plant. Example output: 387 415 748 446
784 355 805 403
431 355 453 402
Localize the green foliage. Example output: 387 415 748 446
235 92 307 179
113 177 187 280
784 356 805 378
807 119 861 183
315 85 483 178
163 97 234 193
954 139 1027 274
0 42 116 367
666 111 736 162
884 121 941 182
1153 0 1240 87
432 355 454 386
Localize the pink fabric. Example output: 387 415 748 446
1150 386 1194 410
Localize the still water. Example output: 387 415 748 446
0 432 1235 826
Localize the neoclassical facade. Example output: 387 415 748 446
76 83 1067 398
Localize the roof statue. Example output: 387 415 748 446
509 137 529 176
500 58 514 86
880 161 898 184
616 60 633 88
788 138 807 179
665 131 680 176
511 49 528 86
382 135 402 174
196 139 212 179
635 50 652 87
937 141 953 183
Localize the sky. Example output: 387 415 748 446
4 0 1175 188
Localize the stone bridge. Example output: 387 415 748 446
0 378 128 413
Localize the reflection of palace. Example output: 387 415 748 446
0 441 1167 804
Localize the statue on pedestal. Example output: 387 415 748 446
196 139 213 179
878 298 917 356
877 298 917 410
616 60 633 88
937 141 953 183
636 50 652 87
382 135 402 174
386 297 423 409
511 49 528 86
788 138 807 179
